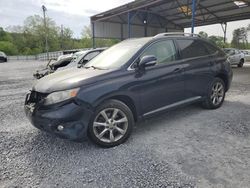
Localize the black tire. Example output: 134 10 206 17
88 99 134 147
238 59 244 68
202 78 226 109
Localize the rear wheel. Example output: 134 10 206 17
88 100 134 147
238 59 244 68
202 78 225 109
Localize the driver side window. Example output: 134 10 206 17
141 40 176 65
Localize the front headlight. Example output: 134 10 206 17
44 88 79 105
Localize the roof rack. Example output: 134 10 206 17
154 32 201 38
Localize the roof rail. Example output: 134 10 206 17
154 32 201 38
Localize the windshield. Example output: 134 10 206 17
84 38 151 69
223 49 233 55
66 51 88 68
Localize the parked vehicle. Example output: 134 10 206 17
57 48 106 71
241 50 250 62
0 51 7 62
25 33 233 147
223 48 245 67
33 48 104 79
33 55 73 79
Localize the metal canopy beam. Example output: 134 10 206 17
191 0 196 33
221 22 227 44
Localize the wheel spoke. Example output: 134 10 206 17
212 97 216 104
218 91 224 97
98 128 108 139
94 122 107 127
109 130 115 142
114 117 127 124
215 83 219 91
217 85 223 92
216 96 219 104
212 86 216 92
115 126 126 135
112 109 119 120
100 110 109 122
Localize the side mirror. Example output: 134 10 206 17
139 55 157 68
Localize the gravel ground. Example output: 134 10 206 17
0 60 250 188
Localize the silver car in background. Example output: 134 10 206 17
223 48 245 67
241 50 250 62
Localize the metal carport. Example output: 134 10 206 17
90 0 250 47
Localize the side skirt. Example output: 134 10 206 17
143 96 202 117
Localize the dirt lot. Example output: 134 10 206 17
0 60 250 188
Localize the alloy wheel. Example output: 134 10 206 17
210 82 224 106
93 108 128 143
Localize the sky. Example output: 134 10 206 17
0 0 249 41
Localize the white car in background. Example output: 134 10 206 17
223 48 245 67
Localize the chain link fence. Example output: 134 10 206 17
7 48 94 61
8 51 64 61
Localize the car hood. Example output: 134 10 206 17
33 67 112 93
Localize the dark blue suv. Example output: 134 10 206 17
25 33 233 147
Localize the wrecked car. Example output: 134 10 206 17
33 48 105 79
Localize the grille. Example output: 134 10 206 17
27 91 47 104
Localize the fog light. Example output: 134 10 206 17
57 125 64 131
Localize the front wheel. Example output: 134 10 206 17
238 59 244 68
88 100 134 147
202 78 225 109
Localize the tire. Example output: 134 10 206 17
238 59 244 68
202 78 225 109
88 99 134 147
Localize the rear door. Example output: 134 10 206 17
230 49 238 64
235 50 241 63
176 39 214 98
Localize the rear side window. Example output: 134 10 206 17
203 42 225 56
176 39 209 59
203 42 217 55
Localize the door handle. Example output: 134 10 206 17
173 67 182 73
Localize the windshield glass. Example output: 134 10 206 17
223 49 233 55
66 51 88 68
84 38 151 69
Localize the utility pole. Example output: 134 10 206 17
60 24 64 50
42 5 49 60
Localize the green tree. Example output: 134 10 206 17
23 15 60 52
208 35 225 48
0 27 13 42
81 25 92 38
0 41 18 55
60 27 74 50
199 31 208 39
231 28 249 49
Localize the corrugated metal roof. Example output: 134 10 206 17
91 0 250 29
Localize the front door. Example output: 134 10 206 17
135 40 186 115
